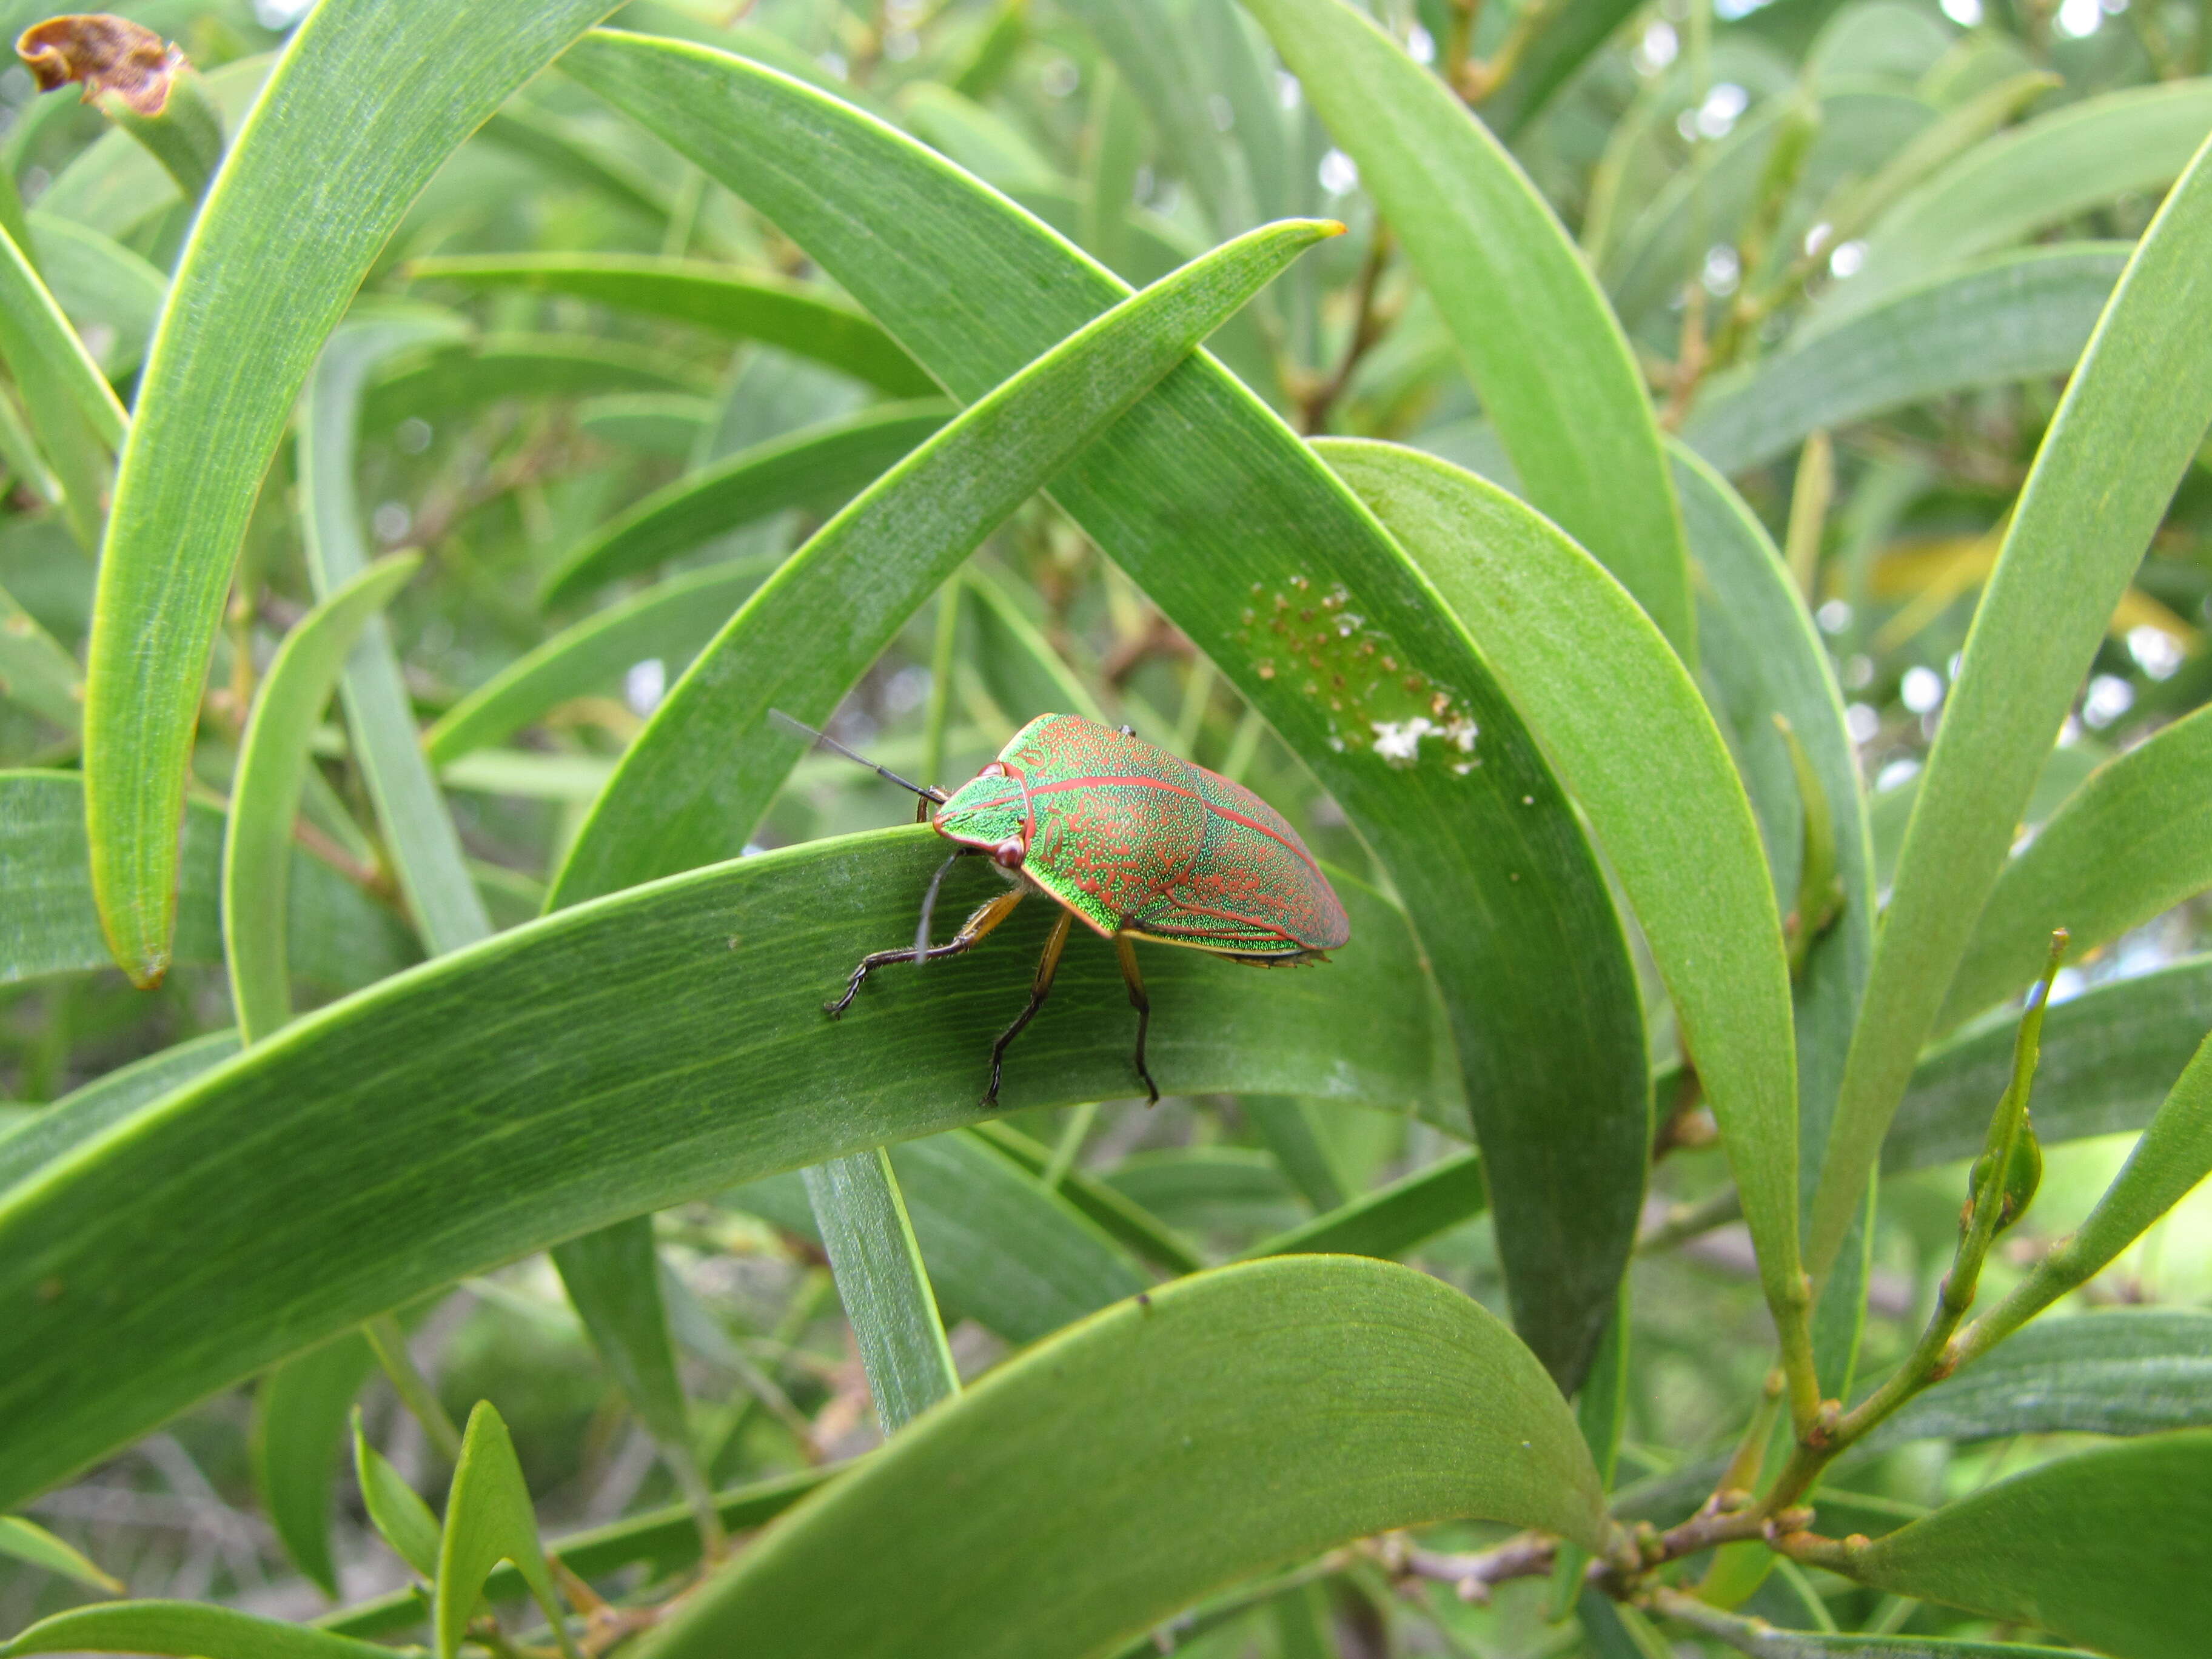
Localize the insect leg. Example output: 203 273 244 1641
823 888 1024 1018
984 907 1075 1108
1114 934 1161 1105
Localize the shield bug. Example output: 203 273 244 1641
775 711 1350 1107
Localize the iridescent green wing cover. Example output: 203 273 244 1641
1002 716 1207 937
1130 763 1351 957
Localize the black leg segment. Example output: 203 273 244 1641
985 908 1074 1108
1114 934 1159 1105
823 888 1024 1018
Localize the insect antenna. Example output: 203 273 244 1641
913 848 967 964
769 709 948 803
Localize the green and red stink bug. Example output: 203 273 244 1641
777 711 1350 1107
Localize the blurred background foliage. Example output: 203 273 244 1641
0 0 2208 1653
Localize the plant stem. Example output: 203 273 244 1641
364 1312 466 1463
1296 224 1395 434
921 577 961 791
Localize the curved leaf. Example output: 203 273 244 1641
0 771 413 994
1843 1431 2212 1659
551 1222 693 1452
1318 440 1801 1326
545 216 1337 905
1940 704 2212 1030
1889 956 2212 1173
0 578 82 732
1684 245 2128 475
1 1604 395 1659
0 220 126 449
1809 128 2212 1279
350 1411 440 1579
426 555 779 763
1874 1310 2212 1447
1238 1148 1486 1262
1242 0 1694 657
406 254 935 397
968 1121 1205 1275
436 1403 570 1659
359 332 713 430
633 1257 1606 1659
0 1030 238 1196
0 830 1449 1509
253 1332 381 1597
224 555 420 1043
35 55 272 238
803 1150 959 1432
1823 79 2212 323
538 401 949 608
0 1515 121 1594
565 25 1651 1389
80 0 618 985
25 213 164 379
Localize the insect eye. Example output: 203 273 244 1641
979 762 1008 779
993 838 1025 869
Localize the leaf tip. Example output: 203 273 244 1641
15 13 186 117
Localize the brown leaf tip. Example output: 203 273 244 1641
16 13 186 117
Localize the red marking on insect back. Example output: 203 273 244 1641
1024 774 1326 879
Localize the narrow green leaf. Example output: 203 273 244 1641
1673 444 1873 1222
1874 1310 2212 1447
1891 956 2212 1172
358 332 716 431
224 555 421 1044
1 1604 397 1659
0 1515 121 1594
1822 80 2212 323
1238 1148 1486 1261
1059 0 1239 228
252 1332 380 1596
436 1402 572 1659
0 577 84 731
1107 1148 1304 1239
960 566 1108 726
967 1121 1205 1276
804 1149 960 1432
545 216 1337 907
300 314 492 958
551 1221 694 1452
476 105 679 226
1684 245 2129 475
1320 440 1801 1327
1239 1097 1347 1212
1243 0 1694 657
79 0 617 985
318 1467 834 1639
426 555 779 763
1809 129 2212 1281
566 30 1652 1385
36 55 271 239
1479 0 1645 137
28 213 167 379
631 1258 1606 1659
1842 1431 2212 1659
538 402 949 608
575 391 711 457
0 1030 238 1196
0 771 414 993
0 831 1449 1508
0 219 126 449
350 1410 442 1580
1941 705 2212 1029
1658 1614 2099 1657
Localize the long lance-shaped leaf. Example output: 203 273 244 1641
1 772 413 995
545 216 1337 905
1830 1432 2212 1659
0 832 1448 1509
426 556 780 763
252 1332 381 1596
300 313 492 957
1320 441 1806 1379
1478 0 1644 138
0 578 84 732
1 1604 398 1659
358 333 716 431
1872 1310 2212 1448
223 556 421 1044
1684 245 2129 475
1889 955 2212 1173
1807 130 2212 1281
0 1030 238 1197
405 253 937 395
435 1403 573 1659
79 0 618 987
1818 79 2212 324
629 1258 1607 1659
1672 444 1873 1225
1241 0 1694 659
0 220 126 450
0 1516 120 1594
538 402 949 608
1939 704 2212 1030
803 1150 959 1432
565 27 1651 1390
30 212 168 380
1236 1148 1487 1261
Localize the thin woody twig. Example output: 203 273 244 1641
1296 226 1396 435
